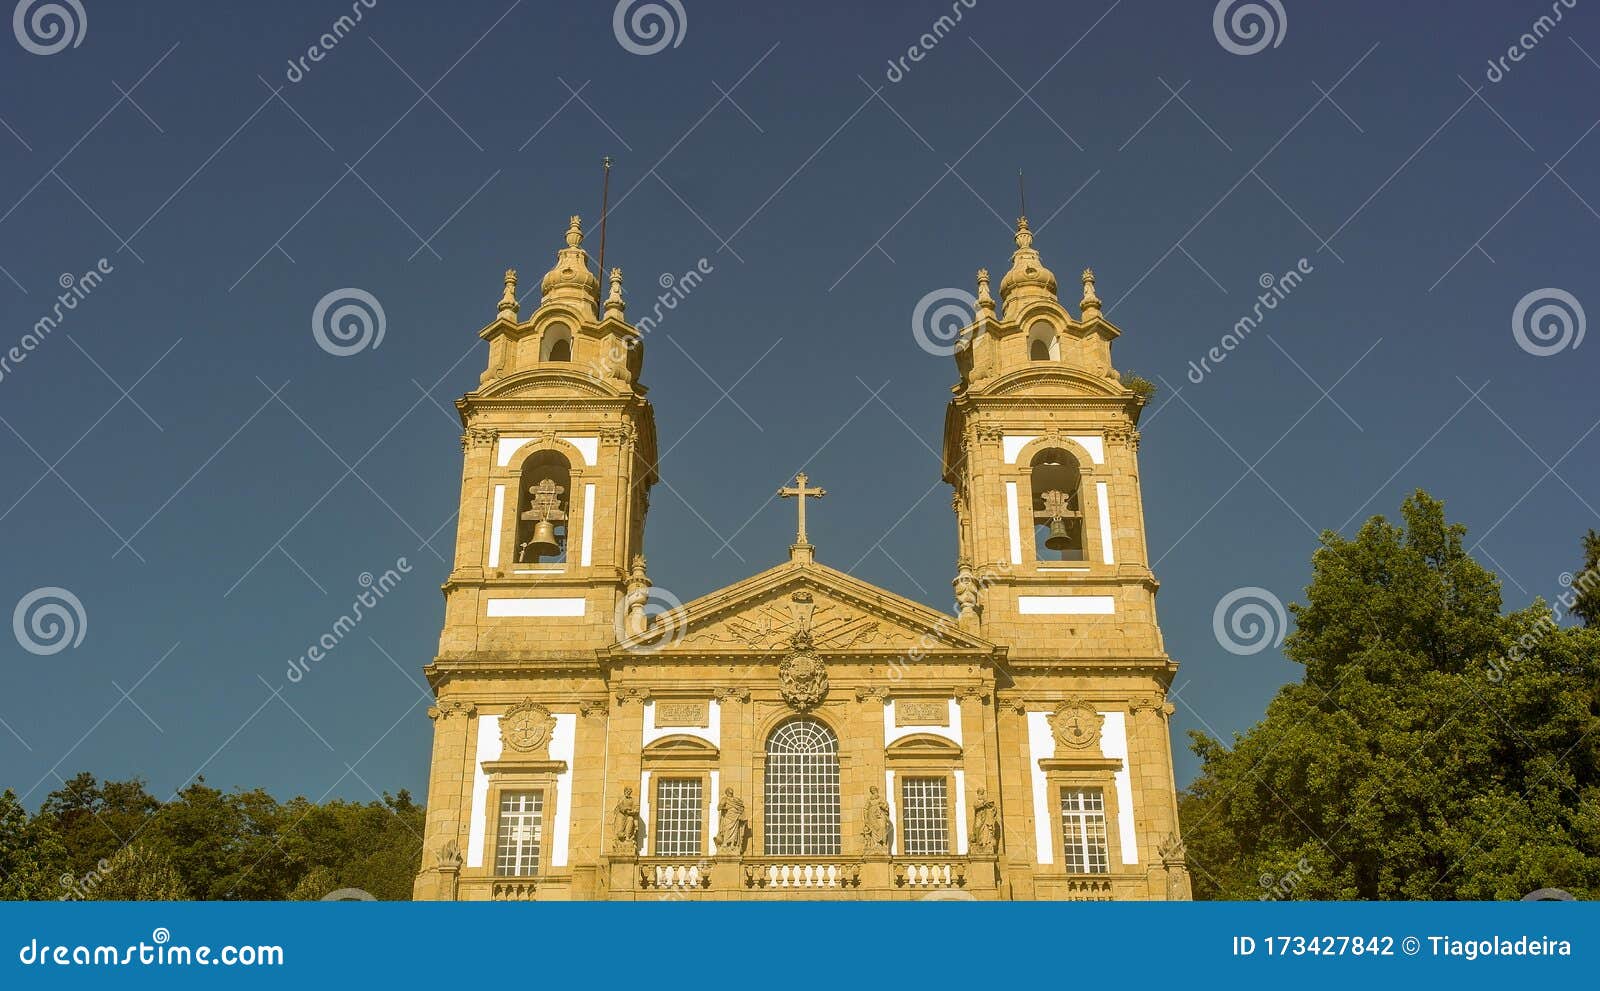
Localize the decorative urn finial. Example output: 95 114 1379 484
498 268 519 320
604 267 626 320
1080 267 1101 320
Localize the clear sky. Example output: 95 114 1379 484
1 0 1596 808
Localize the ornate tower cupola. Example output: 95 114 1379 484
997 216 1058 317
539 215 602 308
438 214 658 655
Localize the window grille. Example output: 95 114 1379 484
1059 787 1110 874
900 777 950 855
763 719 841 856
654 777 704 856
495 790 543 877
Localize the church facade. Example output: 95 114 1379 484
412 213 1191 900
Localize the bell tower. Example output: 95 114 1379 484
438 215 658 655
940 217 1186 897
941 216 1164 659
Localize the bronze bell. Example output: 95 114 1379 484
527 520 561 557
1044 516 1073 551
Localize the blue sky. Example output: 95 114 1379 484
1 0 1596 807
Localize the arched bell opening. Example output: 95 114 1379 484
1026 320 1060 362
1030 447 1084 561
540 323 573 363
515 451 571 564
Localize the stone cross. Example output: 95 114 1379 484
521 478 567 523
779 472 826 545
1040 488 1075 522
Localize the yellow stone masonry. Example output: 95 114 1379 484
413 214 1190 901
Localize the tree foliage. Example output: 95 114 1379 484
90 842 190 901
1574 529 1600 627
1181 492 1600 900
0 777 422 901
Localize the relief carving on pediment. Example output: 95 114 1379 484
683 592 895 652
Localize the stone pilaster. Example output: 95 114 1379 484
414 699 476 899
451 428 498 580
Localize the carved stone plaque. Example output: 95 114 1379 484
654 700 710 728
895 699 950 727
501 699 556 756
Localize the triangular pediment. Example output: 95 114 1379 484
610 559 996 657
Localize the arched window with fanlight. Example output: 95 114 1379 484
515 451 571 564
763 718 841 856
1030 447 1084 561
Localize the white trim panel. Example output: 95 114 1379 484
486 596 586 617
1005 481 1023 565
549 714 576 867
1096 480 1114 565
1003 433 1104 465
1002 435 1039 465
1018 595 1116 615
579 483 598 566
487 485 505 568
1069 434 1105 464
1100 711 1138 865
467 715 501 868
496 435 599 467
1026 712 1054 865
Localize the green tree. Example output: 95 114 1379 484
144 779 291 900
1573 528 1600 627
90 842 190 901
278 791 423 901
37 774 159 880
1181 492 1600 900
0 789 68 899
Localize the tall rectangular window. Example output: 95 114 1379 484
900 777 950 855
495 790 543 877
1059 788 1109 874
653 777 704 856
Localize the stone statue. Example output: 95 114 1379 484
612 787 640 854
715 788 748 855
970 787 999 856
860 785 893 855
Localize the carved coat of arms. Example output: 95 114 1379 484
501 699 556 755
778 592 828 710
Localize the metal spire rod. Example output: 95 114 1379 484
598 155 613 282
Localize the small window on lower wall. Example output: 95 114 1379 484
495 790 544 877
900 776 951 856
653 777 704 856
1059 787 1110 874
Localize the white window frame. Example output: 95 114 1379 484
763 719 841 856
899 776 951 856
1059 787 1110 874
653 777 705 857
494 789 544 877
